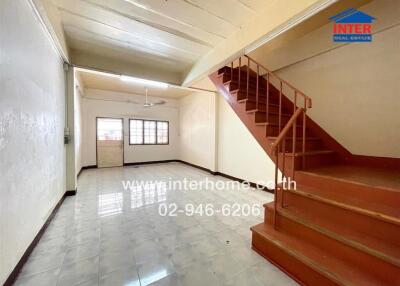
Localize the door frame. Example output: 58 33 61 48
96 117 125 167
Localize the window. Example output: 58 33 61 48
97 118 123 141
144 120 156 144
157 121 169 144
129 119 143 144
129 119 169 145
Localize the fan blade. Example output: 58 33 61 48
152 100 166 105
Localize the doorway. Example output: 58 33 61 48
96 117 124 168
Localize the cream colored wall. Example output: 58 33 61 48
74 73 84 177
0 0 66 283
32 0 69 61
269 0 400 158
217 95 276 184
178 84 277 185
81 89 180 166
179 91 217 171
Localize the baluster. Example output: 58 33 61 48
247 57 250 100
279 81 283 133
231 61 233 81
281 136 286 209
266 73 269 123
256 65 259 110
282 137 286 182
302 97 307 169
238 57 241 89
292 92 297 180
274 147 279 229
292 115 297 181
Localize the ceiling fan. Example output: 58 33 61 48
143 88 165 108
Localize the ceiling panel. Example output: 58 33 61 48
68 34 190 72
55 0 209 56
181 0 255 28
83 0 224 46
120 0 239 37
79 71 192 99
61 13 199 63
50 0 271 79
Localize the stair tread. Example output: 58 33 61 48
252 223 382 286
238 99 280 107
286 183 400 226
268 136 321 141
283 150 334 157
255 122 303 128
298 165 400 193
276 204 400 267
246 110 292 117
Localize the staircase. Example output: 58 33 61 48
209 55 400 285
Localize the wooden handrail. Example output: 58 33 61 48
244 55 312 108
227 54 312 230
271 108 304 151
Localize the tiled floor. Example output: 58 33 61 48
14 162 296 286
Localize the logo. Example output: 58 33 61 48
329 8 375 42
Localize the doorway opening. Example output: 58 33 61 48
96 117 124 168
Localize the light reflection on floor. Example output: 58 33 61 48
14 163 297 286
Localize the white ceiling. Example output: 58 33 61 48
77 70 194 99
52 0 269 75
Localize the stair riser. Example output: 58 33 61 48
283 191 400 248
234 91 280 104
267 139 324 153
226 81 268 93
221 73 260 85
252 231 339 286
277 152 339 172
266 125 304 137
252 113 292 124
245 102 281 113
264 206 400 284
295 172 400 209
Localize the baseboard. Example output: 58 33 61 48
65 189 77 196
124 160 176 166
215 172 274 194
347 154 400 170
176 160 218 175
82 165 97 170
3 190 75 286
177 160 274 194
77 165 97 178
123 159 274 193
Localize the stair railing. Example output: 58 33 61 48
228 54 312 229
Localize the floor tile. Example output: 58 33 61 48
58 256 99 286
99 266 140 286
137 257 176 286
13 268 60 286
13 163 285 286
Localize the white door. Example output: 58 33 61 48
97 118 124 168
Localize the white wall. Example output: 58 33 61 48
82 89 179 166
253 0 400 158
178 87 276 185
217 95 277 184
179 91 217 171
74 73 84 176
0 0 66 284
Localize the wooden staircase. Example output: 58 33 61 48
209 56 400 285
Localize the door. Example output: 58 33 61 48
96 118 124 168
